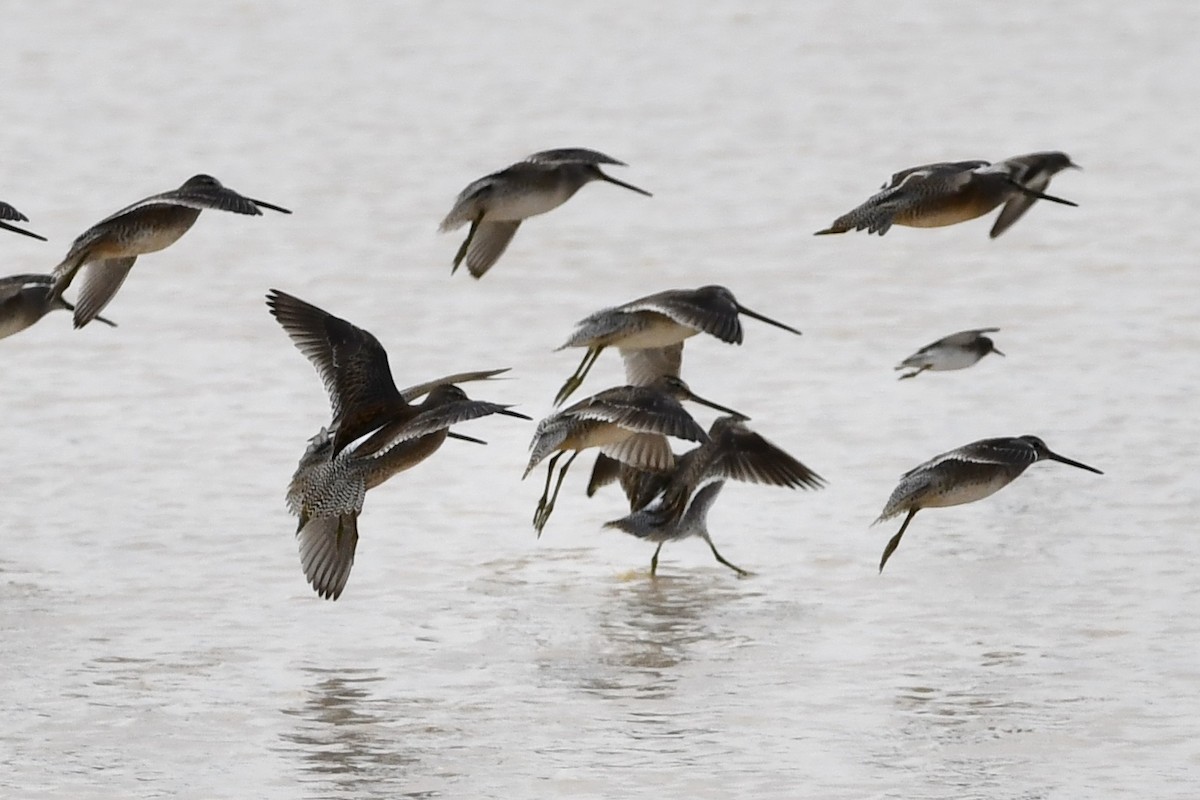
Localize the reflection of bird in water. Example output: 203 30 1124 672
894 328 1003 380
602 416 825 576
525 375 746 537
815 155 1077 237
268 289 528 599
552 284 801 405
1 274 116 340
440 147 651 278
280 670 420 790
875 435 1102 572
581 573 770 707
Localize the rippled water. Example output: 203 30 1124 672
3 2 1198 798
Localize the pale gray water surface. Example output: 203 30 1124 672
2 2 1198 798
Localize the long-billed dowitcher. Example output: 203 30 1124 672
553 285 802 405
50 175 290 328
988 151 1080 238
288 382 529 600
895 328 1003 379
814 158 1077 237
874 435 1102 572
440 148 651 279
603 417 824 577
619 343 685 387
268 290 529 600
0 274 116 340
0 201 46 241
524 375 745 536
267 289 521 456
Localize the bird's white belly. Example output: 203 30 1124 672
575 424 635 450
612 316 698 349
921 474 1012 508
127 225 192 254
918 348 982 371
484 186 573 221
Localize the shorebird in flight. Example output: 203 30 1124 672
874 435 1102 572
440 148 651 278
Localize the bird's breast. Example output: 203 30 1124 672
362 432 449 489
563 419 636 451
918 469 1015 508
895 192 1004 228
105 206 204 255
482 182 576 222
607 314 698 349
0 294 44 339
910 346 985 371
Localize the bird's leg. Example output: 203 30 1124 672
535 453 580 534
704 534 749 577
535 452 579 536
554 347 603 406
451 215 482 274
546 452 579 511
649 543 663 578
533 453 563 527
898 366 929 380
879 509 918 573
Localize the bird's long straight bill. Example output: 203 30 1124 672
0 220 47 241
687 391 749 421
1004 180 1078 207
1046 451 1103 474
448 431 488 445
599 174 653 197
736 304 802 336
249 197 293 214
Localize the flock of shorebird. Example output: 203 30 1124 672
3 148 1102 599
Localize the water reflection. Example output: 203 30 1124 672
871 646 1054 798
593 574 757 691
892 646 1036 737
566 574 761 751
483 549 758 702
894 684 1035 731
512 571 760 766
278 668 442 800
